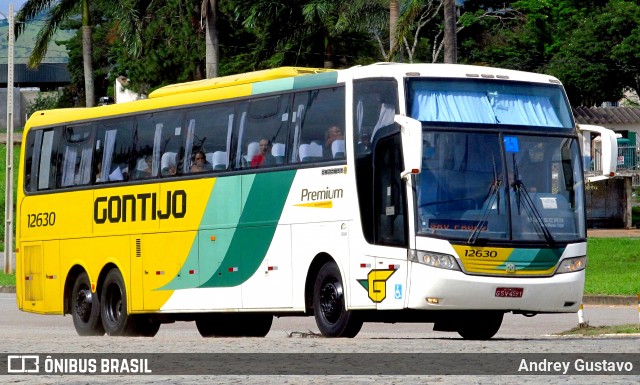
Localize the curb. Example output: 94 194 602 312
0 286 16 294
582 295 637 306
0 286 635 306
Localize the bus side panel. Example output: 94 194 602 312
19 241 62 314
291 221 350 310
42 240 63 313
60 236 131 298
241 224 293 309
140 231 194 311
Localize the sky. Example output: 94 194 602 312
1 0 27 18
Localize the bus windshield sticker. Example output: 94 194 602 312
504 136 519 153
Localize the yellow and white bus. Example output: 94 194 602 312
16 63 616 339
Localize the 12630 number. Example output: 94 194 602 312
464 249 498 258
27 212 56 228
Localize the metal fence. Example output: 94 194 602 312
591 145 640 186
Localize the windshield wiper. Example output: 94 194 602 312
511 154 555 245
468 155 501 245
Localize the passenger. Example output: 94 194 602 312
251 138 276 168
136 155 153 179
95 161 103 182
324 125 344 158
191 150 213 173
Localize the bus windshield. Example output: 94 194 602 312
408 79 574 130
415 132 586 243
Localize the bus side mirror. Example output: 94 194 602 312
577 124 617 182
395 115 423 180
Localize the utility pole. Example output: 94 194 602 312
444 0 457 64
4 3 15 273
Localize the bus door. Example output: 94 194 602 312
351 132 409 310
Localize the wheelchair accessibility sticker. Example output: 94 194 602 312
394 284 403 300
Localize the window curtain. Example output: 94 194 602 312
411 90 562 127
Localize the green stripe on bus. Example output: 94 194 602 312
499 248 564 271
292 71 339 89
252 71 338 95
199 170 296 287
161 171 296 290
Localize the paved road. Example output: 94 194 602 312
1 293 639 384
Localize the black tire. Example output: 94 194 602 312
101 269 159 337
457 312 504 340
131 316 161 337
313 261 363 338
71 271 105 336
196 313 273 337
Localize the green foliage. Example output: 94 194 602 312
632 206 640 228
0 144 21 252
584 238 640 295
18 1 640 107
560 324 640 336
104 0 206 93
0 272 16 287
26 92 59 117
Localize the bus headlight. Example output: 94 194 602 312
556 256 587 274
410 250 460 271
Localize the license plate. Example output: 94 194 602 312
495 287 523 298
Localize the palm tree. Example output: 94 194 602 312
390 0 399 55
15 0 97 107
111 0 219 79
202 0 219 78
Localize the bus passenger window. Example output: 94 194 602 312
183 104 234 173
57 125 94 188
134 111 184 179
95 120 133 183
237 95 290 169
290 87 345 163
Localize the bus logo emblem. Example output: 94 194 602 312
357 269 396 303
506 263 516 273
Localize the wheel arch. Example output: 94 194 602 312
96 262 119 299
63 262 120 315
304 252 337 312
63 265 86 315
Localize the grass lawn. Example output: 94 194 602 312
0 143 21 252
584 238 640 296
0 271 15 286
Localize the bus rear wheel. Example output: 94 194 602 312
100 269 160 337
456 311 504 340
313 261 363 338
71 271 105 336
196 313 273 337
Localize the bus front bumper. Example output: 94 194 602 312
406 262 584 313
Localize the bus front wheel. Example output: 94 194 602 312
313 261 363 338
71 271 105 336
100 269 160 337
456 311 504 340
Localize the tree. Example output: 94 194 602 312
235 0 378 69
546 0 640 106
15 0 97 107
203 0 219 78
106 0 205 93
443 0 456 63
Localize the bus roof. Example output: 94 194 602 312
149 67 334 98
346 63 563 85
24 63 563 130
